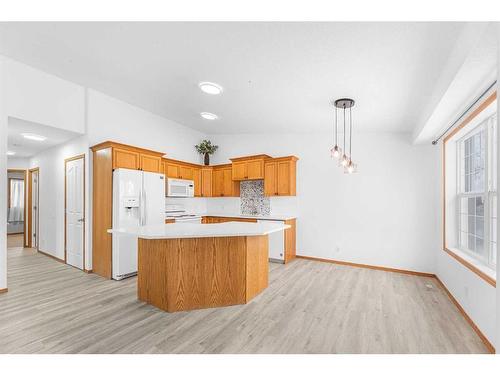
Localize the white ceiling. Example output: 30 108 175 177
8 117 80 157
413 23 497 144
0 22 469 134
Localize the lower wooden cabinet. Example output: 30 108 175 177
201 216 296 264
202 216 258 224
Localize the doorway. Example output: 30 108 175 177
64 155 85 270
28 168 39 250
7 169 27 248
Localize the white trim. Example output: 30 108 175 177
446 247 496 282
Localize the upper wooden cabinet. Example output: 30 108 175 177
140 154 162 172
99 142 163 173
264 156 298 196
230 155 271 180
200 168 213 197
212 164 240 197
113 148 140 170
163 159 198 180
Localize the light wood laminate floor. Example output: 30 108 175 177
0 245 489 354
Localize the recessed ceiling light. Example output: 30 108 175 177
199 82 223 95
6 151 16 156
200 112 219 120
21 133 47 141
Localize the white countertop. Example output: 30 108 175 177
200 212 296 221
108 221 290 240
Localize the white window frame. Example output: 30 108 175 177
456 114 497 270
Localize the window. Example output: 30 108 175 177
456 113 497 269
443 92 497 285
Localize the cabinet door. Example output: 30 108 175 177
232 161 247 180
201 168 212 197
223 168 240 196
179 166 194 180
264 162 277 196
113 148 140 170
165 162 180 178
222 168 233 196
277 161 292 195
247 160 264 179
212 169 224 197
140 154 162 172
193 168 201 197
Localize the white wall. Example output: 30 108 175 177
28 136 91 268
87 89 204 163
2 57 85 134
7 157 30 170
210 131 439 273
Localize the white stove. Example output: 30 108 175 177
165 204 202 223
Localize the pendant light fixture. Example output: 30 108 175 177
331 98 357 174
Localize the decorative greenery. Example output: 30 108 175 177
195 140 219 155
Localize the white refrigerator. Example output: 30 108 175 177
112 168 165 280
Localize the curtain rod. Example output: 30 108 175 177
431 80 497 145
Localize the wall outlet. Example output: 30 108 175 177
335 245 340 253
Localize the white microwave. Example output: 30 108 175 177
166 178 195 197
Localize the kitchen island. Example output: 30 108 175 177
108 221 289 312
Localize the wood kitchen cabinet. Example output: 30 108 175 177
212 164 240 197
202 216 258 224
163 159 197 180
140 154 162 172
264 156 298 196
112 144 163 173
230 155 271 180
91 141 165 279
200 168 212 197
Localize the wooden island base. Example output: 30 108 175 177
137 235 269 312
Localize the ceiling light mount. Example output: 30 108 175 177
21 133 47 141
200 112 219 120
199 82 223 95
333 98 355 109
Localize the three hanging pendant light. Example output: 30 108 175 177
330 98 357 174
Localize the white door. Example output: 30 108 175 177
142 171 165 226
31 170 39 249
66 158 85 270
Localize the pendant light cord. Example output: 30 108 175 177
334 107 338 145
343 105 346 154
349 106 352 160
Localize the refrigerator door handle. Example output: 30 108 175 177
139 186 144 226
143 189 147 226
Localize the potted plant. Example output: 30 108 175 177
195 140 219 166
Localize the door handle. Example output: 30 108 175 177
78 218 85 223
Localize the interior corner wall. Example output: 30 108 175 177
210 131 439 274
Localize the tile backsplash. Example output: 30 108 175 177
240 180 270 216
